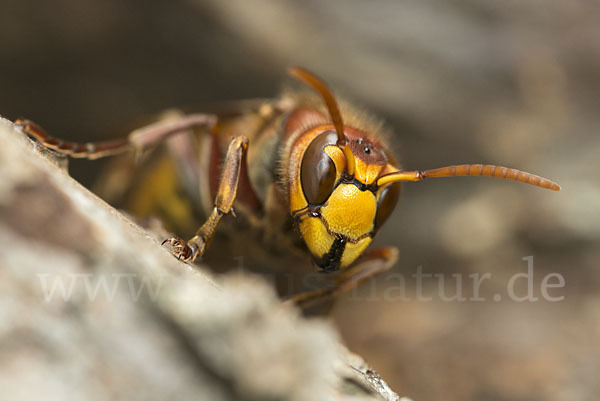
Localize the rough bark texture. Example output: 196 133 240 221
0 117 406 401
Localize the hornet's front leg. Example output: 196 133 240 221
162 136 249 262
286 247 399 309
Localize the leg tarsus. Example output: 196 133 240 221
161 237 197 262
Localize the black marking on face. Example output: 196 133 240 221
315 237 346 273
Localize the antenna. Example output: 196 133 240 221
376 164 561 191
288 67 356 176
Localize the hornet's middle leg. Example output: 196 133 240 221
162 136 249 262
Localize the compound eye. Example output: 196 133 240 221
375 183 400 229
301 131 339 205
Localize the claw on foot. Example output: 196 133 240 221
161 237 195 262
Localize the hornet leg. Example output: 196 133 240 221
286 247 399 309
162 136 249 262
14 114 216 159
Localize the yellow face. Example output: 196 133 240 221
289 125 401 272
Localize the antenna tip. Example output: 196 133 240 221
287 66 304 78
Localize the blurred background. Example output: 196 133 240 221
1 0 598 400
